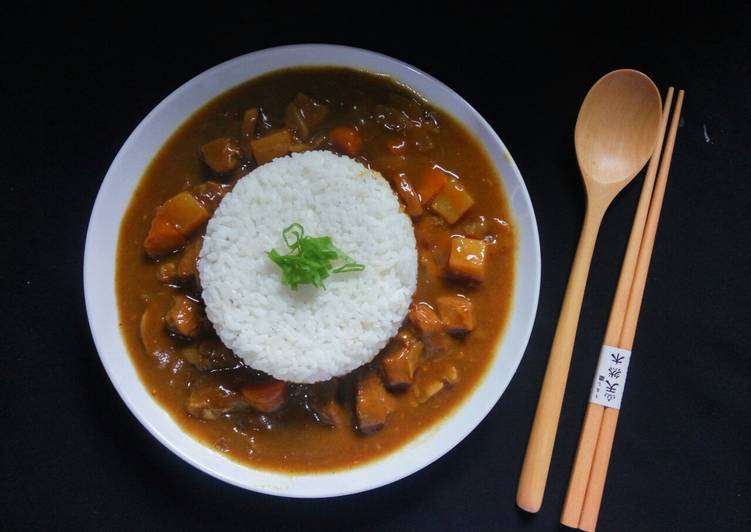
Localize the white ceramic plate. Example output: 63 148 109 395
84 44 540 497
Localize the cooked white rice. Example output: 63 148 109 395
198 151 417 383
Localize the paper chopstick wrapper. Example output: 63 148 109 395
589 345 631 410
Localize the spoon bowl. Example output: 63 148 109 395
576 70 662 187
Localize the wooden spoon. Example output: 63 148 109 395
516 69 661 513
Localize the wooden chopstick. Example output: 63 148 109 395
560 87 676 527
578 89 685 531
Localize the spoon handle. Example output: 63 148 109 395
517 202 607 513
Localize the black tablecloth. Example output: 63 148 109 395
7 5 750 531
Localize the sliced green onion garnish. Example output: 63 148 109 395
267 223 365 290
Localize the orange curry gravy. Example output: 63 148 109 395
116 67 515 472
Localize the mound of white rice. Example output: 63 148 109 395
198 151 417 383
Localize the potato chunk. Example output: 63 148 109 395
201 137 242 174
448 236 487 281
159 192 210 236
436 294 476 334
250 129 295 164
143 192 209 258
430 180 474 224
329 127 363 157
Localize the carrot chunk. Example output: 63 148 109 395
430 180 474 224
329 127 363 156
448 236 487 281
144 218 187 257
241 380 287 413
414 166 449 204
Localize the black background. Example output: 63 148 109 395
4 4 750 531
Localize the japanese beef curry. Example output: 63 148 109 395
116 67 515 472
